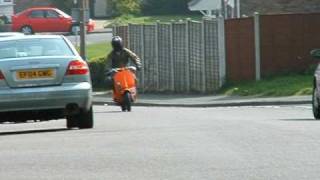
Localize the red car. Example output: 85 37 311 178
12 7 95 34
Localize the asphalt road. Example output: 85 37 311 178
66 31 112 45
0 105 319 180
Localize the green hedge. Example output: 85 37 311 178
88 57 108 90
141 0 190 15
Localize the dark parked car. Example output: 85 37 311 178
311 49 320 119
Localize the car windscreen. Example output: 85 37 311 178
0 38 74 59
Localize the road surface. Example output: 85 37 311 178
66 31 112 45
0 105 319 180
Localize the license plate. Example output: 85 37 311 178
17 69 55 80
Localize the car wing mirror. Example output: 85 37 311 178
311 49 320 59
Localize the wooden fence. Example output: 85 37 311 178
113 18 226 93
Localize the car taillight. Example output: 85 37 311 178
0 71 4 80
66 60 89 75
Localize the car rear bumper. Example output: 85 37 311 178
0 82 92 112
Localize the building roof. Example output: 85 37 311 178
188 0 202 7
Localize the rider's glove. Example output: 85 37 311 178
137 65 142 71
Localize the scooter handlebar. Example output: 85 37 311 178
105 66 137 76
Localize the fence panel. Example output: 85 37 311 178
113 26 129 48
158 24 172 91
143 25 158 92
260 13 320 76
204 19 220 91
225 17 255 82
127 24 144 90
189 21 204 92
172 22 187 92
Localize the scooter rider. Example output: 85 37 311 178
105 36 142 89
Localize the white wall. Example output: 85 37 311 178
0 0 14 21
94 0 107 17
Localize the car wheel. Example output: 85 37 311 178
66 115 78 129
20 26 33 35
70 25 80 35
78 106 94 129
312 86 320 119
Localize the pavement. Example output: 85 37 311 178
90 28 112 34
93 92 312 107
91 19 112 34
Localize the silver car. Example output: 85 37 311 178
0 35 93 129
0 32 24 38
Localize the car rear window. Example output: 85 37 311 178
29 10 45 18
0 38 75 59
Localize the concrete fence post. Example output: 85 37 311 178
185 19 191 92
254 12 261 81
112 26 116 36
128 23 132 49
155 21 160 90
169 21 175 92
217 17 226 88
140 25 145 93
201 19 207 93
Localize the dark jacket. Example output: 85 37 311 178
105 48 141 70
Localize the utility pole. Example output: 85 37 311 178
235 0 240 18
79 0 87 60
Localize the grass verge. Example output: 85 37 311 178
220 74 313 97
77 42 112 61
86 42 112 61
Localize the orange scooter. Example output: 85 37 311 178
109 66 137 112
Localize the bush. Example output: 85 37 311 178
0 15 9 24
50 0 74 14
0 19 12 32
88 57 108 89
142 0 190 15
112 0 141 15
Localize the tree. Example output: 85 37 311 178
141 0 190 15
112 0 141 15
50 0 74 14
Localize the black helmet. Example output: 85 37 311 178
111 36 124 51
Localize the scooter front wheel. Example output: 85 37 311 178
121 104 126 112
123 92 132 112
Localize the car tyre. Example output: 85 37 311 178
66 115 78 129
78 106 94 129
312 86 320 119
70 25 80 35
20 25 33 35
